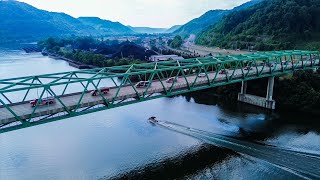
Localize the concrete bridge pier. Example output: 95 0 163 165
238 77 276 110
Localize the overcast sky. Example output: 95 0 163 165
19 0 250 28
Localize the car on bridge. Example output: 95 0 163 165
266 62 274 67
91 87 110 96
198 73 206 77
309 58 315 63
135 81 150 88
30 97 56 107
166 77 178 83
244 66 253 70
219 70 228 74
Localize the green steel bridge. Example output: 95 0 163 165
0 50 319 133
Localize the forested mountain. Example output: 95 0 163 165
165 25 182 33
173 0 262 36
196 0 320 51
128 26 167 34
128 25 182 34
0 1 133 43
173 10 227 35
78 17 134 35
0 1 94 42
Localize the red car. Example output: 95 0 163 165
91 87 110 96
30 97 55 107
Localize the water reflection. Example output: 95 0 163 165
107 144 238 180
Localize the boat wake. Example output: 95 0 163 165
154 120 320 179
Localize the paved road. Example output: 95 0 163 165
0 60 318 127
182 43 250 56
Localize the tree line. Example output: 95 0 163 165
38 37 143 67
196 0 320 51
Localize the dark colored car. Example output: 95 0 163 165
266 62 274 67
244 66 253 70
219 70 228 74
91 87 110 96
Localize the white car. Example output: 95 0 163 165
135 81 150 88
166 77 178 83
198 73 206 77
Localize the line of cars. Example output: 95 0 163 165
28 73 213 108
29 88 111 108
27 67 259 108
29 60 317 107
29 97 56 107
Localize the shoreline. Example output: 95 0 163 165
47 53 98 69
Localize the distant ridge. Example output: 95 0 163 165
78 17 134 35
196 0 320 50
0 1 134 42
165 25 182 33
173 0 263 35
0 0 264 43
128 26 167 34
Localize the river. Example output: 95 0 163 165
0 45 320 180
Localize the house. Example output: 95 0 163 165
149 55 184 62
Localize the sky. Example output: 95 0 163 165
19 0 251 28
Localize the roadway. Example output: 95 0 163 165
182 42 250 56
0 60 318 127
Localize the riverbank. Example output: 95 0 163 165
47 53 98 69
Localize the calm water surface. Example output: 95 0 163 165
0 45 319 180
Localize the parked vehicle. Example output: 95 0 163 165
281 61 289 65
198 73 206 77
91 87 110 96
244 66 253 70
135 81 150 88
166 77 178 83
219 70 228 74
30 97 55 107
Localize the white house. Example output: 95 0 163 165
149 55 184 62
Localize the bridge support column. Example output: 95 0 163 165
238 77 276 110
266 76 274 101
240 81 247 94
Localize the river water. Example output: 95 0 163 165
0 45 320 180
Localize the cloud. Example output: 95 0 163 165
19 0 250 27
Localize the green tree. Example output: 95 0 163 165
170 35 183 48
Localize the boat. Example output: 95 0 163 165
148 116 159 124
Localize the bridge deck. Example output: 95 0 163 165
0 60 318 127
